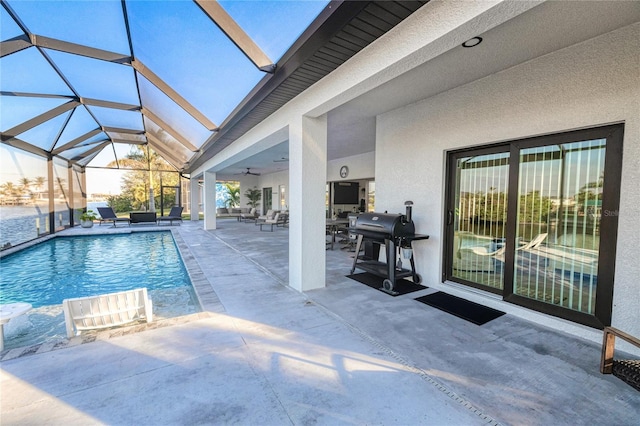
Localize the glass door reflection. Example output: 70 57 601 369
451 151 509 292
513 140 604 314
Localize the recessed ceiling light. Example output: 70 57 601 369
462 37 483 48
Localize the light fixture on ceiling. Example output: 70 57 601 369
462 36 482 48
274 157 289 163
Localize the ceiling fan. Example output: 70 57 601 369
236 167 261 176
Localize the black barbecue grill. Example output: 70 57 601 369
350 201 429 294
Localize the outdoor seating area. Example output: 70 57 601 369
216 207 252 221
97 207 185 227
326 218 350 250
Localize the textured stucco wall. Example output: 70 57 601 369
376 23 640 340
256 170 288 212
327 151 375 182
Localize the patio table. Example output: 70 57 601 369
0 302 32 351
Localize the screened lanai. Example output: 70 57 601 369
2 0 429 248
0 0 329 247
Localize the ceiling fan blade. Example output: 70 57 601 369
240 168 260 176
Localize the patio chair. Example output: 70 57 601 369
259 213 281 231
255 209 275 225
241 208 258 222
462 232 548 273
157 206 183 226
276 212 289 227
471 233 548 258
97 207 131 227
600 326 640 391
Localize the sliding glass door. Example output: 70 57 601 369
445 125 623 327
446 148 509 293
512 140 604 314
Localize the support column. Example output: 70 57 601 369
289 114 327 292
68 165 75 226
47 156 54 234
203 170 217 230
190 176 200 222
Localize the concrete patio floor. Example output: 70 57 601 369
1 219 639 425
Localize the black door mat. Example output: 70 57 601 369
346 272 427 296
414 291 506 325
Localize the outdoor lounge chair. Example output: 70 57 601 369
255 209 275 225
276 212 289 227
157 206 183 225
471 233 548 258
240 208 258 222
97 207 130 227
259 213 282 231
458 233 548 272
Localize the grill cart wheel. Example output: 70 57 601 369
413 274 422 284
383 279 394 292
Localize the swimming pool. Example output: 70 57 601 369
0 231 199 350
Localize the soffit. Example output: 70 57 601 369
187 0 430 173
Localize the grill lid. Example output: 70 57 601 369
354 212 415 238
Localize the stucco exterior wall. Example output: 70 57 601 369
257 170 289 212
327 151 375 182
376 23 640 339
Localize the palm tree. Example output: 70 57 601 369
222 182 240 208
1 182 17 196
33 176 46 199
34 176 45 191
106 145 178 212
19 177 31 195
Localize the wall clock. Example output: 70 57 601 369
340 165 349 178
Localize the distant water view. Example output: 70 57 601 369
0 201 108 248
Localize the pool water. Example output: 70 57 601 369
1 232 191 306
0 232 199 350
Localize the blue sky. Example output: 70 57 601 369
1 0 329 194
